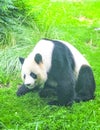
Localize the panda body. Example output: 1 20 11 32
18 39 95 106
59 40 89 77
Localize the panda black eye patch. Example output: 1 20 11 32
30 72 37 79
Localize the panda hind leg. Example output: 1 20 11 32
48 82 75 106
75 65 96 102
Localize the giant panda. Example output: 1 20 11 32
17 39 96 106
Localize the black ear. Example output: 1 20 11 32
34 53 42 64
19 57 25 65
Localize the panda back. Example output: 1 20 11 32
28 39 89 77
58 40 90 75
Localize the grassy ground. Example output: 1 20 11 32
0 0 100 129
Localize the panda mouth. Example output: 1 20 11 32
25 84 35 89
25 80 45 89
35 80 44 88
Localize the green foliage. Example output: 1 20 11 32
0 0 27 47
0 86 100 129
0 0 15 46
0 0 100 129
0 0 16 26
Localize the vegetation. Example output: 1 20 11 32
0 0 100 129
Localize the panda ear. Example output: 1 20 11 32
34 53 42 64
19 57 25 65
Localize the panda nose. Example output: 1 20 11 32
26 84 31 86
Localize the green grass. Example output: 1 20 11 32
0 0 100 129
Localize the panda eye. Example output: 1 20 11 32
30 72 37 79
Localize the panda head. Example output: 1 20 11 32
19 53 47 89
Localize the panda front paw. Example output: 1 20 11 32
16 84 32 96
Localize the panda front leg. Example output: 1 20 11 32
39 82 57 98
48 82 75 106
